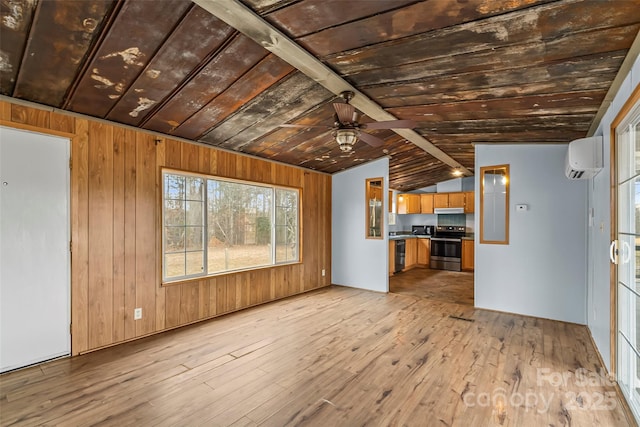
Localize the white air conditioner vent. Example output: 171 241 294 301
565 136 603 180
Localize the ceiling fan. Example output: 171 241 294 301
279 91 416 152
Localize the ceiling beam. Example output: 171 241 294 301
192 0 472 176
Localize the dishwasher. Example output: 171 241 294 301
394 239 406 273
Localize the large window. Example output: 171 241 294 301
162 170 299 283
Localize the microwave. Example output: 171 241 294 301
412 225 435 235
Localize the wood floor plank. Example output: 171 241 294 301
0 285 632 426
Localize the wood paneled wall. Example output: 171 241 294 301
0 100 332 355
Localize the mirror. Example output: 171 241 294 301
480 165 509 244
366 178 384 239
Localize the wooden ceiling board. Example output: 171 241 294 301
171 54 295 140
293 0 553 57
327 16 640 81
106 6 234 127
66 0 192 117
362 51 625 107
199 72 333 149
335 24 640 86
261 0 419 38
390 90 606 123
142 33 269 135
10 0 116 106
0 0 39 96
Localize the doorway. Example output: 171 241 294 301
0 126 71 372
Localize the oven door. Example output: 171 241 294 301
430 238 462 271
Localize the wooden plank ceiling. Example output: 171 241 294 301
1 0 639 190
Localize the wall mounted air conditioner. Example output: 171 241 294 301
565 136 603 179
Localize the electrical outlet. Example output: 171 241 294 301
134 308 142 320
322 269 326 277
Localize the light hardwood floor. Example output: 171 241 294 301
390 267 474 306
0 285 633 426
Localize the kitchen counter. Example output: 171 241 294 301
389 234 431 240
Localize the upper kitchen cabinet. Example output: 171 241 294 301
448 193 465 208
388 190 393 213
434 192 464 209
420 194 434 214
464 192 475 213
397 194 420 214
434 193 449 209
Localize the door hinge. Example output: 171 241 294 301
69 240 72 252
69 323 72 334
69 158 72 170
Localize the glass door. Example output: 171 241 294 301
615 96 640 420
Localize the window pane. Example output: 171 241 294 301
206 179 273 273
164 174 185 200
186 177 204 200
164 226 185 252
185 226 204 251
186 251 204 275
186 201 203 226
275 189 298 263
164 253 185 278
164 200 185 225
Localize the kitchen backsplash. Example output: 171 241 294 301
437 214 466 226
388 213 474 232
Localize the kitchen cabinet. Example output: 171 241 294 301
462 240 474 271
420 194 434 214
388 190 393 213
448 192 465 208
417 238 430 266
397 194 420 214
434 193 449 208
405 238 417 269
464 191 475 213
389 240 395 276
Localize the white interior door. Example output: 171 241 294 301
614 98 640 420
0 126 70 373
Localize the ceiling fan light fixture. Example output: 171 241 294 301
334 128 359 152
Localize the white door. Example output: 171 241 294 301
0 126 70 372
613 97 640 420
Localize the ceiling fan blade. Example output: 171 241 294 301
363 119 416 130
359 132 385 147
279 124 330 129
333 102 356 124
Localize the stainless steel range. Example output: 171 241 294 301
430 226 466 271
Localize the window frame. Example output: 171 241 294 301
161 168 302 285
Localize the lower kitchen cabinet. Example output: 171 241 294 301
462 239 474 271
405 238 417 269
417 238 430 266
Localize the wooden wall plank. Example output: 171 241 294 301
71 118 90 355
123 128 138 340
87 122 114 348
112 127 126 343
10 104 49 128
50 111 75 134
135 133 157 336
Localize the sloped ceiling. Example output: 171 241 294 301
1 0 639 190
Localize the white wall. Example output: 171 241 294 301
475 144 587 324
588 54 640 370
332 157 389 292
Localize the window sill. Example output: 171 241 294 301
161 260 302 287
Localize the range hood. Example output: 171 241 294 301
434 207 465 214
